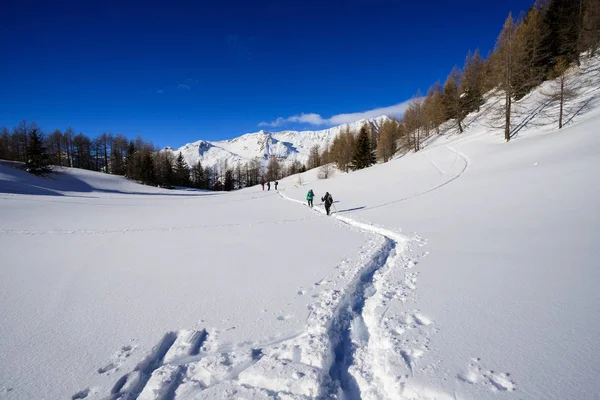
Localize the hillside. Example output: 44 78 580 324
164 116 391 169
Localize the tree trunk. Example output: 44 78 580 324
559 76 564 129
505 92 512 142
103 139 108 173
578 0 584 62
57 141 62 166
66 137 72 167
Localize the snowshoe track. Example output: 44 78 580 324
84 188 446 399
279 190 442 399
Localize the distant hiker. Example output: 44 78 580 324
261 181 265 191
307 189 314 208
322 192 333 216
275 181 279 190
267 182 271 191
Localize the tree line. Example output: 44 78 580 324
290 0 600 178
0 120 310 190
328 0 599 177
400 0 600 144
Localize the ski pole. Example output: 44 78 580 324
333 204 338 214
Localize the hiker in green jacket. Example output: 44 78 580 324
306 189 314 208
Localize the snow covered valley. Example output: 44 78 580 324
2 63 600 400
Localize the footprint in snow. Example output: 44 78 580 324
458 359 516 392
413 313 433 326
71 388 90 399
394 326 406 335
457 368 479 384
485 371 516 392
97 343 137 374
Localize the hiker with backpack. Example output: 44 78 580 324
322 192 333 215
275 181 278 190
267 181 271 191
306 189 314 208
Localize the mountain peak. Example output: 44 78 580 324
166 116 391 169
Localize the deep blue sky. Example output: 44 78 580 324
0 0 534 148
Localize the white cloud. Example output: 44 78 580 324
178 83 191 90
287 113 327 125
258 100 412 127
156 89 165 94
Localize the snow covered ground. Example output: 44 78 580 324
1 57 599 400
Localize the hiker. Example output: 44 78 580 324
322 192 334 215
267 181 271 191
275 181 278 190
261 181 265 191
306 189 315 208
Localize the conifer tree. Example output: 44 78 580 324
544 57 577 129
461 50 485 113
0 127 9 160
173 152 190 186
581 0 600 56
404 94 425 151
224 169 234 191
376 119 398 162
442 67 465 133
234 162 243 188
111 134 128 175
47 129 63 166
287 160 303 176
330 126 355 172
266 154 281 181
542 0 582 67
351 125 376 170
423 82 445 135
125 141 136 177
190 160 206 189
27 126 49 173
63 127 74 167
307 144 321 170
155 151 174 187
513 6 549 98
495 12 519 142
139 150 156 185
368 122 378 152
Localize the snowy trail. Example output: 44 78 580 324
273 142 476 399
81 191 429 400
364 146 469 211
277 191 448 399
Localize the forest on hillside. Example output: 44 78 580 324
1 0 598 190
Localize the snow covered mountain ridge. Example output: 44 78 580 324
164 115 391 169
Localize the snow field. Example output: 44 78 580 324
1 54 599 400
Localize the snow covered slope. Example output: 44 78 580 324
0 161 199 197
0 165 366 399
165 116 390 169
1 56 599 400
